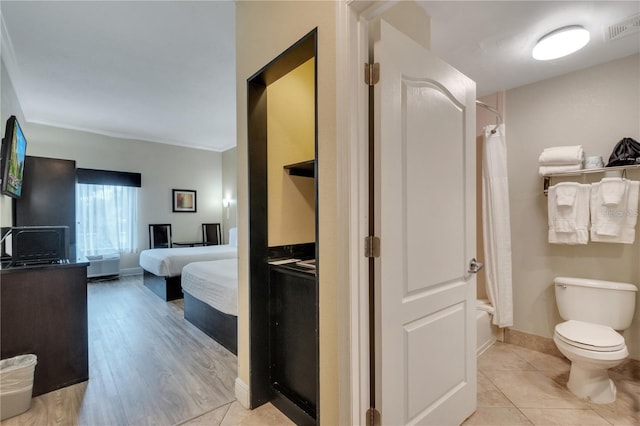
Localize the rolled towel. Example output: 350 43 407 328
539 164 583 176
539 145 584 166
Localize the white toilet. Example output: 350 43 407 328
553 276 637 404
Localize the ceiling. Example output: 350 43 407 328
1 1 236 152
418 1 640 98
1 1 639 152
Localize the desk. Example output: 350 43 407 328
173 241 217 247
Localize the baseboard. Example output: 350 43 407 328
505 328 563 358
120 267 143 277
235 377 250 409
505 328 639 380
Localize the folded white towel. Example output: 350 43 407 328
539 164 583 176
555 183 577 207
539 145 584 166
590 179 639 244
548 183 591 244
600 178 627 206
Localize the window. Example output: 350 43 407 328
76 183 138 257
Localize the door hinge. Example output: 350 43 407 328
366 407 381 426
365 63 380 86
364 236 380 258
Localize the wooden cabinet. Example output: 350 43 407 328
269 265 317 424
0 263 89 396
13 156 77 260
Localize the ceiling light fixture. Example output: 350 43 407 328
532 25 590 60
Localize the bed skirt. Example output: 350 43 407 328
143 270 183 301
184 290 237 355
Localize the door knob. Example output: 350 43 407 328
468 258 484 274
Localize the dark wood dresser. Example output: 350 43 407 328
1 262 89 396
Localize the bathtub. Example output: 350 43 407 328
476 299 498 355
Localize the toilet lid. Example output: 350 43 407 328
555 320 626 352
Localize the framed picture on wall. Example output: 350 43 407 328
172 189 197 213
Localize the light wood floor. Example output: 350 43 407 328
1 275 242 426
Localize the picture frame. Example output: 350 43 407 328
172 189 197 213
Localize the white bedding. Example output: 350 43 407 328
182 259 238 316
139 245 237 277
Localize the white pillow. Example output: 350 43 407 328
228 227 237 246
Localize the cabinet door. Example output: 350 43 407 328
1 265 88 396
269 267 317 418
13 156 77 259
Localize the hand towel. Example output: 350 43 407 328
600 177 627 206
548 183 590 244
538 145 584 166
555 183 577 207
539 164 583 176
590 179 639 243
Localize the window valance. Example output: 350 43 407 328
76 168 141 187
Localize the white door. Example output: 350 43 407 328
374 20 477 425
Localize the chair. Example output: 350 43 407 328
202 223 222 245
149 224 172 249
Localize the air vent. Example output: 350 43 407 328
607 14 640 41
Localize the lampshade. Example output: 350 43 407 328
532 26 590 61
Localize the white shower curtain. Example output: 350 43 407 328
482 124 513 327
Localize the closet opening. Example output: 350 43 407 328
247 28 318 426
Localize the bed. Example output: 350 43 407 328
181 259 237 354
139 228 237 301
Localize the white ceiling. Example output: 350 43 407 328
1 0 236 152
1 1 639 152
418 1 640 98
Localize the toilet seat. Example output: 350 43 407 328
554 320 625 352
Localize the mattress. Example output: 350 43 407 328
182 259 238 316
139 244 237 277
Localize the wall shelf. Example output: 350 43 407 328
284 159 315 178
543 164 640 195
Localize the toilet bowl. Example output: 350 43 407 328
553 320 628 403
553 277 637 403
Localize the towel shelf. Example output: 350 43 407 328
542 164 640 195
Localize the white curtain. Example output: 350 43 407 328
482 124 513 327
76 184 138 258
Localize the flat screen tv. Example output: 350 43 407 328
1 115 28 198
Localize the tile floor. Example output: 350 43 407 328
179 401 295 426
463 342 639 425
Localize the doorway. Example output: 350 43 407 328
246 29 319 425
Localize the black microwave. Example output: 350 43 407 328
8 226 69 266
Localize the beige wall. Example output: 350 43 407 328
506 54 640 360
222 147 237 243
0 60 26 228
267 58 315 246
236 1 337 423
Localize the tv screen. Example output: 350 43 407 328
1 116 28 198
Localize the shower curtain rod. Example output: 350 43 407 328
476 100 502 134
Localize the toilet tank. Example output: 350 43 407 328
554 277 637 330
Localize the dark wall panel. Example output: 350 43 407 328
13 156 76 259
